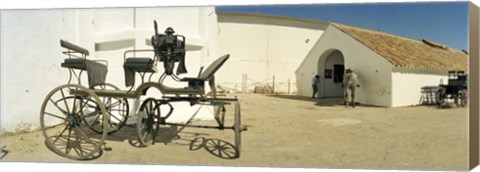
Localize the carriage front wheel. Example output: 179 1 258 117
40 84 108 160
137 98 160 146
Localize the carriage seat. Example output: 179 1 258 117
179 54 230 90
123 58 157 87
60 40 107 88
61 59 108 88
123 58 157 73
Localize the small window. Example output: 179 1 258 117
333 64 344 83
324 69 332 79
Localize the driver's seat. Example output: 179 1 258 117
158 54 230 96
180 54 230 90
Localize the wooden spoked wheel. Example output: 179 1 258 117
85 83 129 134
40 84 108 160
137 98 160 146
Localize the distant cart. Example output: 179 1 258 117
437 71 468 107
40 21 245 160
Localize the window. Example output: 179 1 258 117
324 69 332 79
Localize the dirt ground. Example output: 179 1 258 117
0 93 469 171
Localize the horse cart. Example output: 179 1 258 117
437 70 468 107
40 21 244 160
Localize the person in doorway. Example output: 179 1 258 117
312 75 320 99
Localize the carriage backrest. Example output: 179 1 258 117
198 54 230 80
60 40 90 56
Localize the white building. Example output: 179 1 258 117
0 7 218 132
296 23 468 107
216 13 466 107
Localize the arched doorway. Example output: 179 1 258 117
317 50 345 98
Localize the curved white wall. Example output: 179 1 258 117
217 14 327 93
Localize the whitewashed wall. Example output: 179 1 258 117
0 9 94 132
391 68 448 107
296 25 393 107
93 7 218 123
217 14 327 93
0 7 218 133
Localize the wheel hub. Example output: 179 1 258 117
66 114 81 127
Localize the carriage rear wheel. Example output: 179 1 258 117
137 98 160 146
85 83 129 134
40 84 108 160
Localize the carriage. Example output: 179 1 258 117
437 70 468 107
40 21 245 160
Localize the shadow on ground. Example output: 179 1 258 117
103 125 239 160
0 146 8 160
266 94 345 107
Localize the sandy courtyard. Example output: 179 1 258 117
0 93 469 171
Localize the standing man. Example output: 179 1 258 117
312 75 320 99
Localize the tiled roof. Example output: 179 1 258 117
332 23 468 71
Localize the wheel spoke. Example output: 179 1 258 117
73 126 95 144
49 98 68 115
80 110 101 120
90 114 102 127
110 99 121 108
60 89 71 114
217 140 222 157
105 98 116 109
72 88 79 115
44 112 67 120
73 127 84 157
109 108 127 112
218 149 223 157
110 113 123 122
66 126 73 154
52 125 70 144
223 147 236 156
75 98 90 115
71 145 81 157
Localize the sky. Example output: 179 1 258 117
216 1 469 51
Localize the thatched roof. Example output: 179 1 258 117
331 23 468 71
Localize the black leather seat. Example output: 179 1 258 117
62 58 89 70
123 58 157 73
179 54 230 90
61 58 108 88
